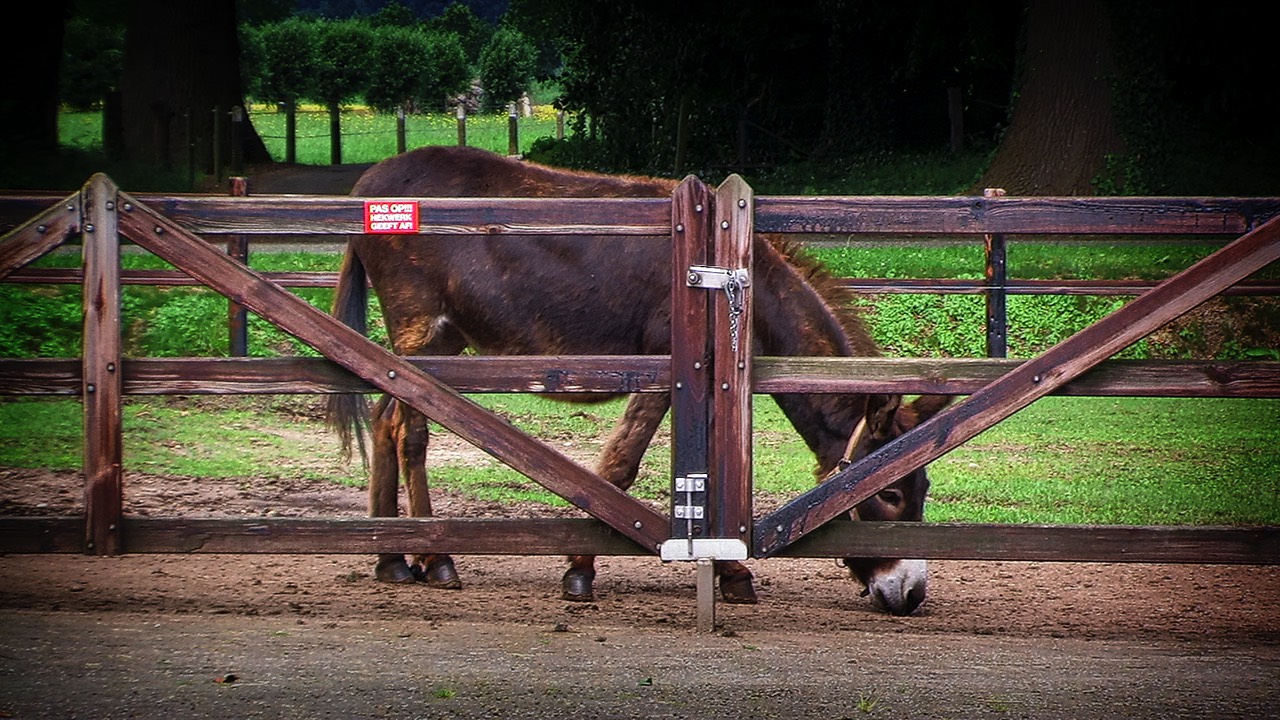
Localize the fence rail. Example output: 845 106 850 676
1 184 1278 580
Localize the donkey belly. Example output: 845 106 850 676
432 235 675 356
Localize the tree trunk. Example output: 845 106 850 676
974 0 1124 195
0 0 71 161
119 1 270 175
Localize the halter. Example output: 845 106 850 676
835 415 869 472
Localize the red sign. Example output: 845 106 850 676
363 200 419 234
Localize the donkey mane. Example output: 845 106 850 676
767 237 883 358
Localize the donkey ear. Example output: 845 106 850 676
893 395 953 433
866 394 903 441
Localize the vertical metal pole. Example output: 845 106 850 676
696 559 716 633
81 174 124 555
228 176 250 357
984 187 1008 358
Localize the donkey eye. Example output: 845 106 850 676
877 489 904 506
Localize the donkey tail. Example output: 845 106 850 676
326 246 371 465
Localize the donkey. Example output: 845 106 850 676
328 145 948 615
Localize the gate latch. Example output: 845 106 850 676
687 265 749 290
687 265 750 352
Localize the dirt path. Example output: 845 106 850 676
2 467 1278 719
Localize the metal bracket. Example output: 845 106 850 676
673 473 706 521
686 265 750 290
660 538 749 561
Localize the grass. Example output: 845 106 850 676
57 105 567 168
3 393 1276 526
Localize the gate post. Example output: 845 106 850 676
983 188 1008 357
665 175 754 632
81 175 124 555
710 175 754 549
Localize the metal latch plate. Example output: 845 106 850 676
687 265 750 290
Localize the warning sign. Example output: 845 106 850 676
363 200 420 234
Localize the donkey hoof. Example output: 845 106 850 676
415 558 462 590
720 574 759 604
561 568 596 602
374 557 417 584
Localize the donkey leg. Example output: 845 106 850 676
564 393 671 602
369 396 415 584
398 404 460 589
715 560 758 604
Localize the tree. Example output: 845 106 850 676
60 11 125 111
973 0 1124 195
246 16 320 164
118 0 270 170
0 0 72 162
365 25 470 113
312 19 375 163
477 26 537 109
427 1 493 65
253 17 319 106
366 26 436 113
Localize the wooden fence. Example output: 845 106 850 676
1 177 1278 624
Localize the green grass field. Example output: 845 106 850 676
57 106 566 166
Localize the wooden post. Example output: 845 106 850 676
396 106 406 155
711 175 754 547
227 177 250 357
81 174 124 555
507 103 519 156
984 188 1008 358
328 100 342 165
456 104 467 146
556 110 565 140
284 100 297 164
230 106 244 175
670 176 713 552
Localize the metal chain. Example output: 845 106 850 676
723 275 745 353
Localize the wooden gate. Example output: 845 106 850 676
2 173 1279 631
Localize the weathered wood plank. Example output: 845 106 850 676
115 189 670 552
756 196 1280 235
140 195 672 235
0 192 80 280
81 176 124 556
4 357 1277 398
120 517 649 555
779 521 1280 565
835 277 1280 296
670 177 713 541
11 193 1278 237
712 175 754 540
756 214 1280 556
4 516 1271 565
0 517 84 553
